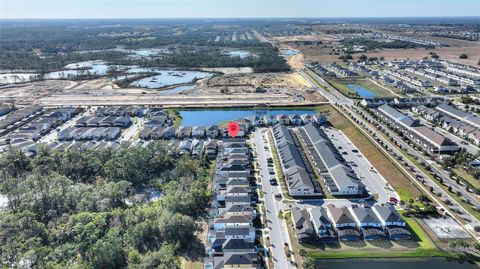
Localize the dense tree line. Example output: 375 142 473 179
0 21 289 73
129 46 290 73
0 143 211 268
344 39 435 51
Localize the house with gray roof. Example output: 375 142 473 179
377 104 459 154
310 207 336 241
291 207 315 243
372 205 406 227
301 123 364 196
436 103 480 129
352 207 383 228
272 124 318 196
352 207 386 240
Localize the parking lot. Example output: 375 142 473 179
322 127 400 204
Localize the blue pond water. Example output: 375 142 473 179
227 50 252 58
178 109 316 126
346 84 377 97
315 257 477 269
129 69 214 88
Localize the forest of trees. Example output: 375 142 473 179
1 21 290 73
344 39 435 51
0 142 212 268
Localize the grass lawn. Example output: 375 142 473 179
181 258 203 269
326 77 397 99
315 104 421 202
165 109 183 127
454 168 480 190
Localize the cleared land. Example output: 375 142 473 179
2 71 327 107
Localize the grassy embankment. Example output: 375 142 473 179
326 77 397 99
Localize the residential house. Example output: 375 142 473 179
291 207 315 243
310 207 336 241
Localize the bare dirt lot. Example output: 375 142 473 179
1 71 327 108
364 46 480 66
272 31 480 66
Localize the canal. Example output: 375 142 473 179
314 257 477 269
178 108 317 126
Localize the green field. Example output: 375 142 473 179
327 77 398 99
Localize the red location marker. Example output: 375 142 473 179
227 121 240 138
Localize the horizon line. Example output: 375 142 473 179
1 15 480 20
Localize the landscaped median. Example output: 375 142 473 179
266 130 293 200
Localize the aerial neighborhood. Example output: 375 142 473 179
1 13 480 269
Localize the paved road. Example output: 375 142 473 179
350 107 480 237
120 117 144 142
322 127 399 204
299 69 354 106
358 107 480 207
300 68 479 239
39 110 92 144
252 129 295 269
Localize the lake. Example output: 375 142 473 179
45 61 110 79
129 69 214 88
314 257 476 269
0 73 38 84
178 109 316 126
281 49 299 58
346 84 377 97
226 50 252 58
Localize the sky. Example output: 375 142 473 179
0 0 479 19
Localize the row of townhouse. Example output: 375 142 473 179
348 63 379 78
59 127 120 141
327 64 357 77
436 103 480 129
95 106 149 117
48 140 122 152
424 68 480 87
309 63 337 77
443 61 480 79
382 69 432 88
413 104 480 145
376 104 459 154
299 123 365 196
241 113 327 128
404 67 460 86
1 107 78 145
271 124 320 196
360 97 445 108
210 139 260 269
0 106 44 133
377 73 417 94
291 205 411 243
141 113 328 141
179 138 205 156
75 116 131 128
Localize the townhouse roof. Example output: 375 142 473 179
373 205 405 225
352 207 382 225
327 205 356 225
